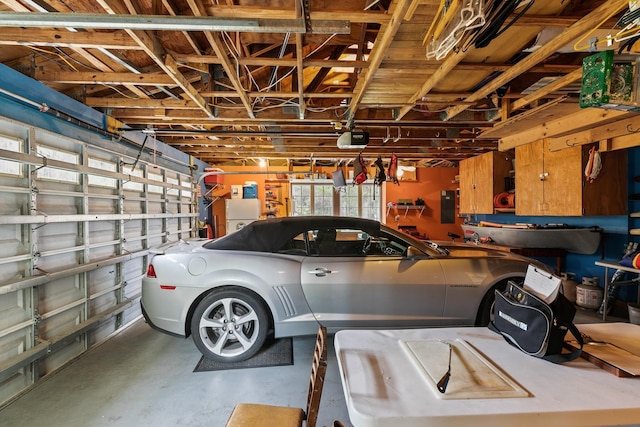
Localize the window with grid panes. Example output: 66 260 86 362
291 181 380 220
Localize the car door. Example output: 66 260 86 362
300 226 447 328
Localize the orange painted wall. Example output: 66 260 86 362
384 168 464 241
203 165 299 237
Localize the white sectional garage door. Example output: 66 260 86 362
0 115 197 406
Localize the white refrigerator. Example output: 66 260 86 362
225 199 261 234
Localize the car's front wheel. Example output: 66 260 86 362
191 288 269 362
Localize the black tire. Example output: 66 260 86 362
475 280 510 326
191 288 269 362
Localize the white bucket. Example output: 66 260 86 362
576 284 603 310
560 272 578 304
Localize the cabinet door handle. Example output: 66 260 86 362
539 172 549 181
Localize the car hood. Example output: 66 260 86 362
436 241 539 258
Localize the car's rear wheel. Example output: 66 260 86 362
191 288 269 362
475 280 511 326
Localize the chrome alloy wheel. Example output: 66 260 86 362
191 289 268 362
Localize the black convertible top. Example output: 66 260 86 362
205 216 381 253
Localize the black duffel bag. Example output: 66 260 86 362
490 281 583 364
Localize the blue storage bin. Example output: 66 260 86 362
243 182 258 199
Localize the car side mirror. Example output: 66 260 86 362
406 246 423 258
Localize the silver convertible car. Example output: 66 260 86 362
141 216 546 362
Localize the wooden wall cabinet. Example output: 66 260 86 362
515 139 626 216
459 151 513 214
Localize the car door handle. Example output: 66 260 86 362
308 267 332 277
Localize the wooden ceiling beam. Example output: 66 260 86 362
203 5 390 25
161 0 203 55
0 28 141 49
497 107 634 151
295 33 306 119
35 70 178 85
115 110 493 126
201 5 609 28
510 68 583 112
86 91 503 105
96 0 212 117
163 139 496 150
179 147 490 159
1 0 152 99
183 0 255 119
442 0 630 122
348 0 414 124
547 115 640 152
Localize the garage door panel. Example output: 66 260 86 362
90 292 117 317
0 115 197 406
87 197 117 214
40 334 85 375
166 217 181 235
0 225 30 283
123 239 144 252
0 292 32 328
147 219 165 238
88 220 118 244
38 277 84 314
38 306 83 338
89 320 117 346
0 329 34 404
120 305 142 327
122 198 144 214
88 245 119 262
122 256 144 280
35 252 80 273
0 193 28 216
35 222 77 253
147 199 165 215
87 267 118 294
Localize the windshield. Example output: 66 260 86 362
380 224 448 256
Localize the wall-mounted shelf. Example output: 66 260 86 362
203 183 228 209
387 205 426 218
264 181 282 217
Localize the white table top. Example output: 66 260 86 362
334 323 640 427
595 260 640 275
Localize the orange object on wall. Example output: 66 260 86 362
203 168 224 185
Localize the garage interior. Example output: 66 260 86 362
1 0 640 426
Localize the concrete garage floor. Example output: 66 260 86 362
0 309 627 427
0 318 350 427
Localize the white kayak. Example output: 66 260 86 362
461 223 602 254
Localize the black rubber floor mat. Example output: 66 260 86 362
193 338 293 372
